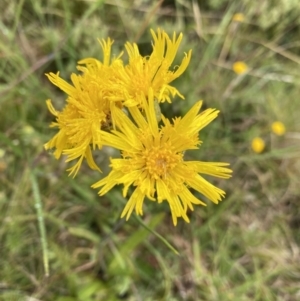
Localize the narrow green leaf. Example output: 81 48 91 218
30 170 49 277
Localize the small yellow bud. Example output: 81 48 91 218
233 61 248 75
232 13 245 22
251 137 265 153
271 121 286 136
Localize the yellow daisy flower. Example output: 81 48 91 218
251 137 265 153
92 89 232 225
233 61 248 75
110 28 192 107
45 38 123 177
271 121 286 136
232 13 245 22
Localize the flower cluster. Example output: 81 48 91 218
45 29 232 225
251 121 286 153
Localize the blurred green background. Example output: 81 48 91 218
1 0 300 300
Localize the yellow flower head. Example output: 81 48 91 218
44 38 123 177
251 137 265 153
233 61 248 75
232 13 245 22
110 28 192 107
271 121 286 136
92 89 232 225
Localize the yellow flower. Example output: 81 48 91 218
92 89 232 225
233 61 248 75
271 121 286 136
232 13 245 22
110 28 192 107
251 137 265 153
44 38 123 177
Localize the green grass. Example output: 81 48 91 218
1 0 300 300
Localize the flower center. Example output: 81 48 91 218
144 145 182 179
